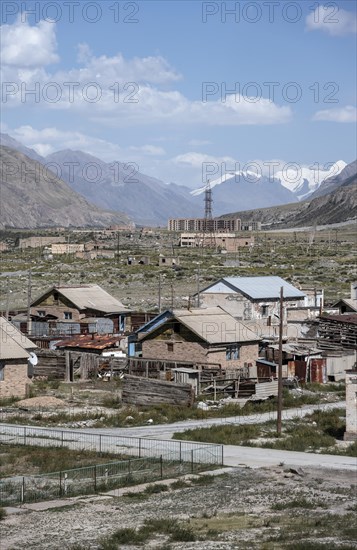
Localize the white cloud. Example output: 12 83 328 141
306 5 357 36
313 105 357 122
1 18 292 127
129 145 166 156
0 16 59 66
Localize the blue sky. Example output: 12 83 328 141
1 0 356 188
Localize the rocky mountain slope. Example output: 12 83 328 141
0 146 130 229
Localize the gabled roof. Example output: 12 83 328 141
201 276 305 301
137 307 260 345
0 317 36 360
332 298 357 312
0 317 37 351
31 284 130 314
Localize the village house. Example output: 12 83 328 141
333 283 357 314
0 317 37 398
129 306 261 377
29 284 131 335
197 276 306 322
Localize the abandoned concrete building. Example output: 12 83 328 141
129 306 261 376
179 233 254 251
0 316 37 398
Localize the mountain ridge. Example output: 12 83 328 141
0 146 131 229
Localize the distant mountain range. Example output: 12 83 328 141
219 163 357 228
0 132 355 227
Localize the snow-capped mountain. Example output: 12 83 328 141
275 160 347 199
190 161 347 208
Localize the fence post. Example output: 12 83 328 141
139 438 142 458
191 450 194 473
221 445 224 466
179 441 182 463
128 459 131 476
21 477 25 503
94 465 97 492
24 427 26 445
59 471 62 496
160 455 163 479
99 434 102 455
61 430 64 447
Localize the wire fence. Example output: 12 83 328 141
0 424 223 506
0 455 207 507
0 424 223 464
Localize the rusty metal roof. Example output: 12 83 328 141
55 334 124 350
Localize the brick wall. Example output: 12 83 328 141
142 340 259 372
0 362 31 398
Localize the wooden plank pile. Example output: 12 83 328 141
122 374 195 407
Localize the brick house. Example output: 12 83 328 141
0 317 37 398
129 307 261 375
30 284 131 334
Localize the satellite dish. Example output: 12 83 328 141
28 352 38 366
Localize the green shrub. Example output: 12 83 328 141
0 507 7 521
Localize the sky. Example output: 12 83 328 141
1 0 356 188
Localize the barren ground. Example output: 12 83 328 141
1 466 356 550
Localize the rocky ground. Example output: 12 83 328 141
1 466 356 550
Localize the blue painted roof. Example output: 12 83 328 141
221 276 305 300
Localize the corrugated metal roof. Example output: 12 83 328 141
173 307 260 344
32 285 130 314
221 276 306 300
0 317 37 350
0 317 33 360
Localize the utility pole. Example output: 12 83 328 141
117 231 120 264
170 283 174 310
27 269 32 336
196 264 200 308
5 277 10 320
158 274 162 313
277 286 284 435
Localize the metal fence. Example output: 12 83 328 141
0 424 223 506
0 424 223 465
0 455 207 507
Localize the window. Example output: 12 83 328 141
167 342 174 352
226 345 240 360
37 310 46 317
261 305 269 318
64 312 73 320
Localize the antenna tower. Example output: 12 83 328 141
203 180 216 248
